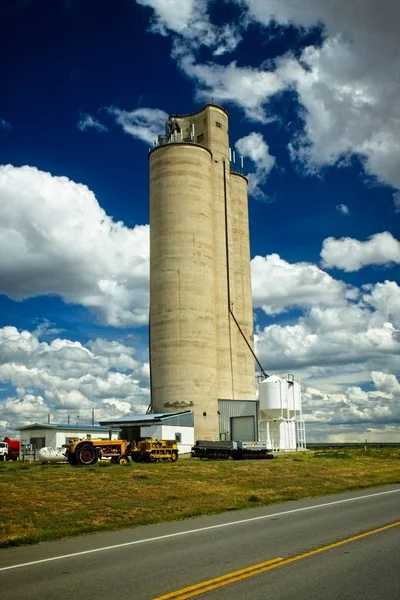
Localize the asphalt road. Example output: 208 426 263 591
1 484 399 599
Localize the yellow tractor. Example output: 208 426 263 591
64 439 130 466
65 438 178 465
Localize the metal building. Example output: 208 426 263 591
149 105 256 440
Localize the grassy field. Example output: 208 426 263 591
1 448 399 548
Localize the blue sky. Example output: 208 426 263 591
0 0 399 441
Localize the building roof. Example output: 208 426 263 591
99 411 194 427
17 423 120 432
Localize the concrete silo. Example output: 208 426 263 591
149 104 256 440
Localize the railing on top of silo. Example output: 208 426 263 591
229 161 245 176
150 132 194 151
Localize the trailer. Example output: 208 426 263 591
191 440 274 460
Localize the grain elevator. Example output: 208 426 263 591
149 104 256 440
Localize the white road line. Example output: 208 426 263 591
1 487 399 572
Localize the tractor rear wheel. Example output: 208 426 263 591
76 444 98 466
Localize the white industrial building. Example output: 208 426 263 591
99 411 195 455
17 423 120 456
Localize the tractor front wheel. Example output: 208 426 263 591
118 455 129 465
67 452 78 466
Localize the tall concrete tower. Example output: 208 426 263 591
149 104 255 440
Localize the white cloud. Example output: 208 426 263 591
0 165 149 327
362 281 400 328
261 366 400 440
251 253 400 433
153 1 400 191
0 326 150 434
302 373 400 427
136 0 241 55
77 113 108 133
321 232 400 272
173 44 285 122
240 0 400 191
255 302 400 378
251 253 356 315
336 204 349 215
371 371 400 395
107 107 168 145
0 118 11 130
235 132 275 200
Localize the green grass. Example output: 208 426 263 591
0 448 399 548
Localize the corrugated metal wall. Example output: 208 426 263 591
218 399 259 440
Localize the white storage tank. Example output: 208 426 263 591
258 374 306 451
259 375 302 417
259 375 284 413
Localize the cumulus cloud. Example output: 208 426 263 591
243 0 400 191
147 1 400 191
302 368 400 441
0 165 149 327
77 113 108 133
302 373 400 428
321 232 400 272
107 107 168 145
137 0 241 55
173 44 285 122
251 253 356 315
255 301 400 378
250 252 400 433
336 204 349 215
362 280 400 328
235 132 275 200
371 371 400 395
0 326 150 433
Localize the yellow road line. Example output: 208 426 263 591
153 520 400 600
153 558 284 600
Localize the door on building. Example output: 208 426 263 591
230 416 255 441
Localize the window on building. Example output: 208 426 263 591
215 121 222 128
175 432 182 443
30 437 45 450
86 434 91 439
66 437 79 445
197 133 204 143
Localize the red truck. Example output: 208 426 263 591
0 438 20 461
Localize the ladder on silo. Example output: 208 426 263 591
296 420 306 450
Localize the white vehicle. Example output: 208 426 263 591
37 447 68 463
0 441 8 461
